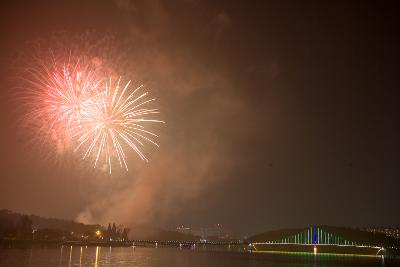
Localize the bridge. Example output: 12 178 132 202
249 226 387 256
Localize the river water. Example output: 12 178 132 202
0 246 398 266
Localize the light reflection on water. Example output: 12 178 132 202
0 246 397 267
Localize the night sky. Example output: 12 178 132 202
0 0 399 236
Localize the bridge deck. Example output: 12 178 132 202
251 243 383 256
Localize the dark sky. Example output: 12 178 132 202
0 0 399 236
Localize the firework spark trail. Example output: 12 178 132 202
46 65 101 130
16 57 105 163
21 55 163 173
72 77 164 174
22 60 101 135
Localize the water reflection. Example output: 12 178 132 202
94 246 99 267
68 246 72 267
59 245 63 267
4 246 397 267
108 246 112 267
28 248 33 264
79 246 83 267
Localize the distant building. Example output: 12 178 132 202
176 224 231 240
176 225 192 235
362 227 400 239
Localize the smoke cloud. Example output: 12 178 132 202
67 0 243 235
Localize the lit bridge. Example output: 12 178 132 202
250 226 385 256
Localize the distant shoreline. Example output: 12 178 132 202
0 239 244 248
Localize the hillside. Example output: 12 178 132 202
1 209 199 241
29 214 99 233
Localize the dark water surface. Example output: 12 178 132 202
0 246 399 267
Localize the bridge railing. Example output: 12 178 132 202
260 227 364 246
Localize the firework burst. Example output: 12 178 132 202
47 65 101 130
71 77 164 174
22 59 100 133
21 56 163 174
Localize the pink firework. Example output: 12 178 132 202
22 55 163 173
46 65 101 130
23 59 101 134
19 59 102 160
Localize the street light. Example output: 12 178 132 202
96 230 102 238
